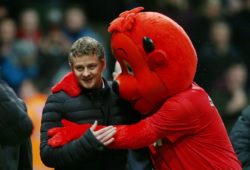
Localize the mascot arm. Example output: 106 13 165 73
109 99 199 149
48 99 199 149
48 120 105 147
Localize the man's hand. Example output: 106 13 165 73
90 121 116 146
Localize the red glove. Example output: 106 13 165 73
48 119 92 147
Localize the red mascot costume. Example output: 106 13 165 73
49 7 241 169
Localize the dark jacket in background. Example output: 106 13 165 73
0 79 33 170
40 78 152 170
230 106 250 169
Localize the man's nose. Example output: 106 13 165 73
82 68 90 77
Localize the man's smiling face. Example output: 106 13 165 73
71 54 105 89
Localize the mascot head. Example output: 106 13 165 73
108 7 197 114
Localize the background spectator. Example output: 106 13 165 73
210 63 248 132
17 8 42 45
0 78 33 170
195 20 242 93
230 106 250 169
19 79 50 170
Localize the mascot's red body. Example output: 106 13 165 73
49 7 241 169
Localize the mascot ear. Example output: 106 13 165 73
147 50 168 71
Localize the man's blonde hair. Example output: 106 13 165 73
68 36 104 64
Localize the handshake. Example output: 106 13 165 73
48 119 117 148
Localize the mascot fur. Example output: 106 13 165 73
48 7 241 169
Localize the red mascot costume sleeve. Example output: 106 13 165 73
48 7 241 170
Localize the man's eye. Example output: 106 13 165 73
76 67 84 71
88 65 96 70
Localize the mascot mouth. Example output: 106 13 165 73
116 48 134 75
123 60 134 75
112 79 144 112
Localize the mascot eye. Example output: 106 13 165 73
124 60 134 75
143 36 155 53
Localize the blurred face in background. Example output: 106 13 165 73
20 9 39 33
0 19 16 44
0 5 8 19
246 0 250 9
210 21 231 47
204 0 222 19
71 54 105 89
226 64 247 91
65 7 86 33
227 0 243 14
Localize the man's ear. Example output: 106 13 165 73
69 62 74 71
101 58 106 71
146 50 168 71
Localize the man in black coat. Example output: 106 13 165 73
40 36 152 170
230 106 250 169
0 79 33 170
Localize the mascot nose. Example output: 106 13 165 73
112 81 120 96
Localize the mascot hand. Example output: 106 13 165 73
48 119 92 148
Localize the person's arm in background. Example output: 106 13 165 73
230 106 250 169
40 94 115 168
124 106 153 170
0 80 33 145
127 148 153 170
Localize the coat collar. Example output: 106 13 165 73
51 72 81 97
51 72 110 97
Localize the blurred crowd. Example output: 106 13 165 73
0 0 250 169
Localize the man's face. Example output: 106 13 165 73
71 55 105 89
